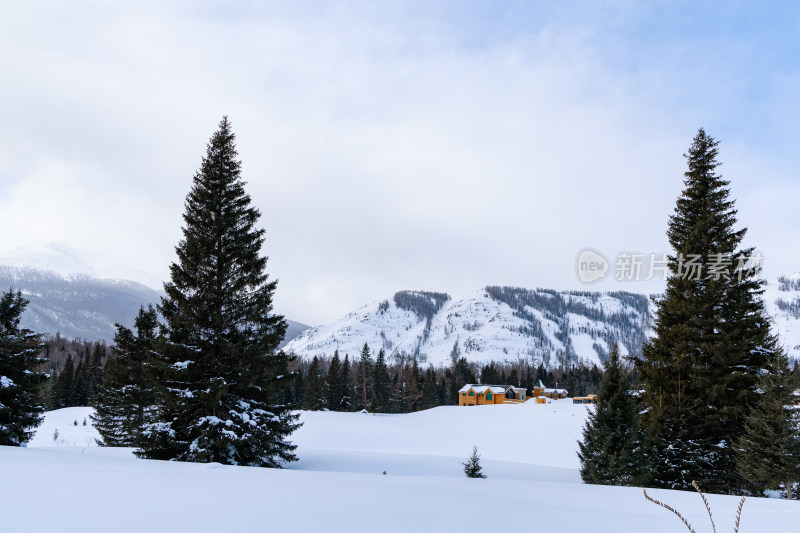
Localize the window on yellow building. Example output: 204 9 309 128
469 391 474 396
486 392 492 401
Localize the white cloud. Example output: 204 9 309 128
1 1 798 325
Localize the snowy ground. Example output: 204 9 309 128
2 402 798 532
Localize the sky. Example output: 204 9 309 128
2 1 800 326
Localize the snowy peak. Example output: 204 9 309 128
0 241 164 290
284 287 653 368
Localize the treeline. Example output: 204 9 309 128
280 343 603 413
37 334 605 416
40 334 109 410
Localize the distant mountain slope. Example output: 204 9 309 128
284 287 653 368
286 277 800 368
0 265 162 341
0 265 309 345
763 272 800 361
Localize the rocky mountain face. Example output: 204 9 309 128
285 287 653 368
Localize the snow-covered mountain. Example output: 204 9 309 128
0 265 162 341
286 276 800 368
0 264 309 344
285 287 653 368
763 272 800 360
0 241 163 290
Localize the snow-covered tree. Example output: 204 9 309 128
92 305 163 447
639 129 776 494
463 446 487 478
137 116 300 466
578 344 648 486
0 290 48 446
736 350 800 499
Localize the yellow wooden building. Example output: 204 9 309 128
573 395 598 404
458 384 527 406
531 379 569 399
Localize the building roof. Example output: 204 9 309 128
533 379 545 389
458 384 514 394
543 388 568 394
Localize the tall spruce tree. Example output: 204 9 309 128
302 356 325 410
371 348 393 413
340 355 354 411
578 344 647 486
735 350 800 499
356 343 373 410
52 354 75 408
0 290 48 446
639 129 775 494
92 306 163 447
138 116 299 467
325 350 344 410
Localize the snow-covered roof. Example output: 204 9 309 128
533 380 545 389
543 388 568 394
458 384 511 394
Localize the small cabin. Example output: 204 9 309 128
458 384 527 406
531 379 568 399
573 395 598 404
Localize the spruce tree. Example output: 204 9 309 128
92 306 163 447
302 356 325 410
138 116 299 467
0 290 48 446
735 350 800 499
421 366 439 409
340 355 354 411
371 348 393 413
325 350 343 410
463 446 487 478
356 343 373 410
578 344 647 486
73 358 89 406
639 129 775 493
52 354 75 408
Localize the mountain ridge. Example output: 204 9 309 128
285 276 800 368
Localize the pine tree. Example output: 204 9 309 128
52 354 75 408
138 116 299 467
578 344 647 486
371 348 392 413
325 350 343 411
463 446 487 478
340 355 354 411
87 342 106 405
0 290 48 446
73 358 89 406
735 350 800 499
421 366 439 409
356 343 373 410
92 306 163 447
639 129 775 494
302 356 325 410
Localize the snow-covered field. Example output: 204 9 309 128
2 402 797 532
